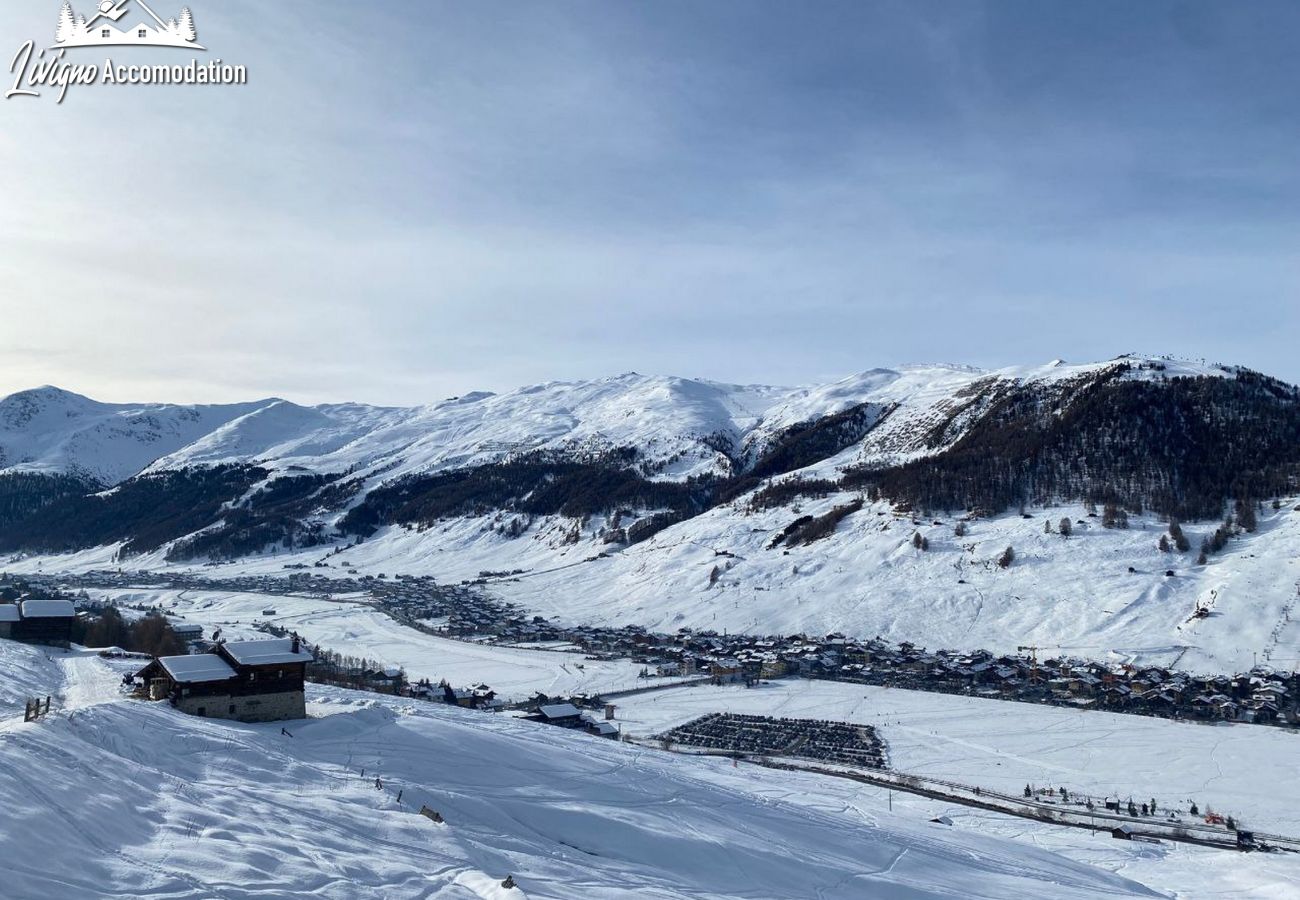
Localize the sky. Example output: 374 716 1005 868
0 0 1297 405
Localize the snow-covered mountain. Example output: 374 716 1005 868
0 386 271 486
0 356 1240 489
4 354 1298 673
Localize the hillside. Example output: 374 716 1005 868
0 643 1161 900
2 355 1298 672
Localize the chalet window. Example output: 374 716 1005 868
249 672 257 681
138 29 147 38
229 704 236 714
102 29 110 37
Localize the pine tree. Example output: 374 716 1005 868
179 7 196 42
1058 517 1072 537
1159 534 1171 553
1235 498 1258 533
998 546 1015 569
56 1 75 43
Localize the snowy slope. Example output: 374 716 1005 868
88 490 1293 676
0 650 1163 900
0 387 270 485
146 373 792 482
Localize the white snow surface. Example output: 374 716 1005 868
0 644 1174 900
0 386 270 485
46 490 1290 676
615 680 1300 834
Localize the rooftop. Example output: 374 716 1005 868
158 654 237 684
0 605 19 623
19 599 76 619
538 703 582 719
220 639 314 667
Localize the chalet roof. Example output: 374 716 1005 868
0 605 19 623
220 639 314 666
538 703 581 719
158 654 237 684
19 598 75 619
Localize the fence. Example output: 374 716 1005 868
23 696 52 723
626 736 1300 853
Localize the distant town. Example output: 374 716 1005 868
8 568 1297 732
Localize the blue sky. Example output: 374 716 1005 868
0 1 1296 404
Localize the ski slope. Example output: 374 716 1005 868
0 643 1167 900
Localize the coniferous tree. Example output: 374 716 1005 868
1159 534 1171 553
56 2 76 43
1058 517 1072 537
998 546 1015 568
179 8 196 42
1235 498 1258 533
1170 519 1190 552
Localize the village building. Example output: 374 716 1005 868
0 604 18 639
134 636 313 723
527 702 584 728
171 623 206 646
0 599 76 648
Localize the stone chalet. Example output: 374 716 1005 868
134 637 314 723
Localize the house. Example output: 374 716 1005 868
0 604 18 639
586 720 619 739
171 623 205 644
134 636 313 723
0 599 77 648
528 703 584 728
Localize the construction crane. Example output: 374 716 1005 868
1018 645 1043 682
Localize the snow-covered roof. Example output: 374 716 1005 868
220 639 314 666
19 598 75 618
538 703 581 719
158 654 237 684
0 605 19 622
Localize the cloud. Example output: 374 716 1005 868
0 0 1296 405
